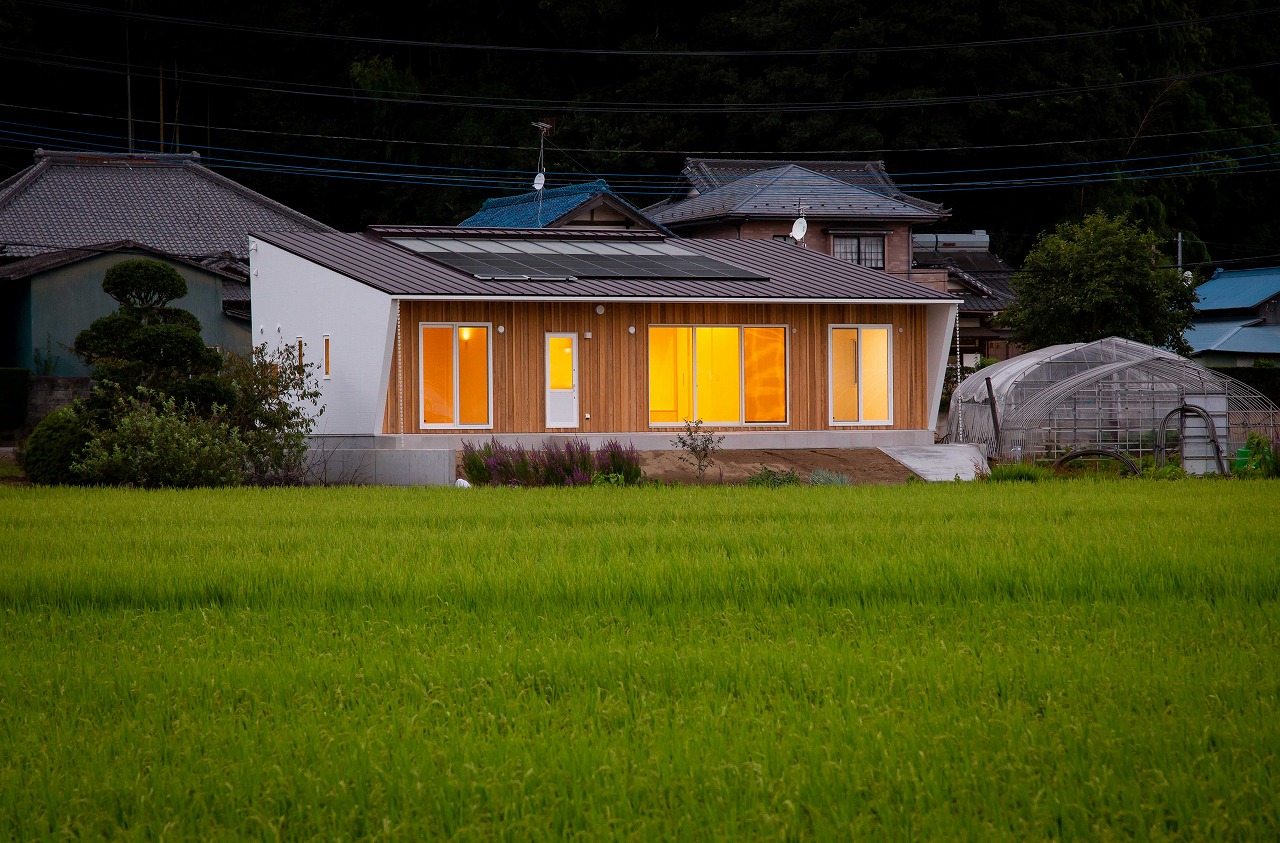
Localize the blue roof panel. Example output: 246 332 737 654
1185 318 1253 353
459 180 608 228
1195 266 1280 312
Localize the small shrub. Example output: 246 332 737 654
590 472 628 487
71 390 247 488
808 469 851 486
19 406 92 485
595 439 642 485
985 462 1056 483
1253 358 1276 369
672 419 724 480
536 439 595 486
746 466 800 487
460 441 493 485
1234 432 1279 479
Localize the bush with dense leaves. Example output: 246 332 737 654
71 390 247 488
19 407 92 485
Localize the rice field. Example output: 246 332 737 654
1 482 1278 840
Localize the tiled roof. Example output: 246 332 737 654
252 229 955 303
0 150 334 262
913 245 1016 313
0 239 243 282
1194 266 1280 312
676 158 945 214
646 164 946 227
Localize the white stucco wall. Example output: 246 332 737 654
250 240 395 435
925 301 959 431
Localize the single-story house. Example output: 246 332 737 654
1185 266 1280 366
250 226 958 459
0 241 250 376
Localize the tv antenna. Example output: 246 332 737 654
789 201 809 244
532 121 552 225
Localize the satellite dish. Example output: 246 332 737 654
789 217 808 243
533 172 546 191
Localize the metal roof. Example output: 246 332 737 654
912 245 1016 312
1186 318 1280 355
0 150 334 262
646 164 947 227
251 229 955 303
1195 266 1280 312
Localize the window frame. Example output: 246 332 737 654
322 334 331 379
827 324 894 426
647 323 790 428
417 322 494 430
832 234 886 270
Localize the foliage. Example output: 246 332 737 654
2 483 1279 838
808 469 851 486
536 439 595 487
671 419 724 481
70 389 247 489
1002 213 1197 353
17 406 91 485
0 367 29 429
594 439 642 485
745 466 801 487
461 438 644 487
216 343 324 485
100 258 189 309
72 259 227 412
1234 432 1279 479
31 334 60 376
983 462 1057 483
1253 358 1276 369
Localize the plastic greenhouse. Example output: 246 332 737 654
945 337 1280 474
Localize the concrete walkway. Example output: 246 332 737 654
880 444 990 482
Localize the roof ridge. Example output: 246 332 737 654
479 179 609 210
0 158 51 219
186 161 335 233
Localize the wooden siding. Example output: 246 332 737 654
383 301 931 435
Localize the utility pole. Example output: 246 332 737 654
158 64 164 153
1177 231 1183 274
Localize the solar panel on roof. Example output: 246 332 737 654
415 248 766 281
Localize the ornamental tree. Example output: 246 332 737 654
72 258 229 409
1001 213 1197 354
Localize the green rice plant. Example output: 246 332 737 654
1 483 1278 840
984 462 1056 482
807 469 851 486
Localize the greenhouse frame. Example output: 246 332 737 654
945 337 1280 474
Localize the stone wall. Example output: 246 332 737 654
26 376 91 429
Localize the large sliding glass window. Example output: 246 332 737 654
420 323 491 428
829 325 891 424
648 326 787 426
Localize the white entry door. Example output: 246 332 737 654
545 333 579 428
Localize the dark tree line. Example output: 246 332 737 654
2 0 1278 267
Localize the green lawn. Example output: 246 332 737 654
1 483 1277 840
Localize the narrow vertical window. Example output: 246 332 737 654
323 335 331 378
296 337 304 373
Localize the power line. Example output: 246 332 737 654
3 44 1278 114
19 0 1280 58
4 98 1279 160
5 116 1274 187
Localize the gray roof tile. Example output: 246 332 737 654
647 164 946 227
0 150 334 262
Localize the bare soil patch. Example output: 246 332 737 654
638 448 916 485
